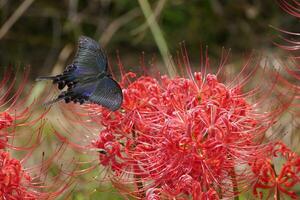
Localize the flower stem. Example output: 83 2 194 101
132 128 145 198
134 174 145 198
271 164 280 200
229 166 239 200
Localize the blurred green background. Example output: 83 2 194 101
0 0 299 199
0 0 298 78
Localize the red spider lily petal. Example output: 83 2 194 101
0 67 51 152
277 0 300 18
274 0 300 117
251 142 300 199
273 2 300 77
0 151 37 199
145 188 161 200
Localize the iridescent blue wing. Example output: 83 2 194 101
37 36 107 90
73 36 107 73
43 81 97 106
37 36 123 111
44 76 123 111
88 76 123 111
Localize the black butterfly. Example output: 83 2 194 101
36 36 123 111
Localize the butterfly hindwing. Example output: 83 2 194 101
73 36 107 73
88 76 123 111
43 80 97 106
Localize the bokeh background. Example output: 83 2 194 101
0 0 298 78
0 0 299 199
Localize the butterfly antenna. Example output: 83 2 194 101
35 76 56 81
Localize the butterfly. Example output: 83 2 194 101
36 36 123 111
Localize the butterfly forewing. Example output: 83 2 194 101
73 36 107 73
89 76 123 111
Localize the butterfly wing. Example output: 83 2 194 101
45 76 123 111
43 80 97 106
37 36 108 90
88 76 123 111
37 35 123 111
73 36 107 73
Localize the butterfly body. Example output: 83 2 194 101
37 36 123 111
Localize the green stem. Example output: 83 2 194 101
137 0 177 77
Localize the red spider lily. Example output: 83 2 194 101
0 108 36 198
0 111 71 200
54 50 294 199
0 110 34 199
0 67 74 199
251 141 300 200
90 73 271 199
0 151 37 199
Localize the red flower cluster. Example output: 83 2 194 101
90 71 278 199
0 151 37 199
0 112 13 149
252 142 300 200
0 110 37 199
0 112 13 130
0 67 73 200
